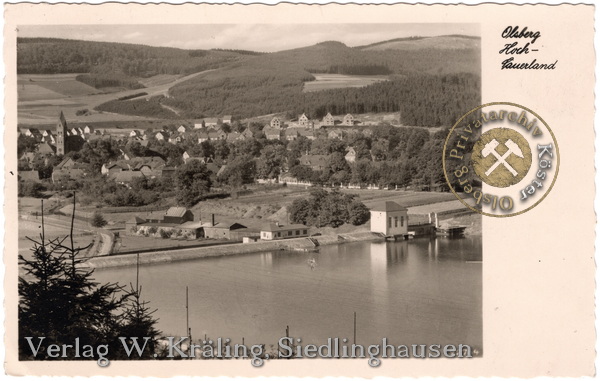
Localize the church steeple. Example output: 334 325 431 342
56 111 68 155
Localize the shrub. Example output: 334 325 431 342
90 211 107 228
18 180 45 198
159 229 172 239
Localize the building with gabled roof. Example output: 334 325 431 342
168 133 185 144
298 113 310 127
343 114 355 126
202 219 254 241
197 131 210 143
270 117 282 129
297 129 316 140
204 118 220 127
226 132 241 143
55 157 77 170
264 127 282 140
38 142 56 156
20 151 38 164
328 129 344 140
284 128 300 141
299 154 328 171
155 131 168 141
323 112 335 126
163 207 194 224
240 128 254 139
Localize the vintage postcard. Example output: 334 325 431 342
3 2 595 378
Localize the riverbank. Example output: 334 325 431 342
85 231 384 269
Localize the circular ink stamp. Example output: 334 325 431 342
443 102 559 217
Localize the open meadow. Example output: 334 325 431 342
303 74 389 93
17 70 212 125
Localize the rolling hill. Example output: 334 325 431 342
18 36 481 126
357 35 481 51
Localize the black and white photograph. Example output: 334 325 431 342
5 1 598 378
15 21 482 364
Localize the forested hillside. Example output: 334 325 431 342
17 37 251 89
18 36 481 125
17 37 249 76
160 40 481 124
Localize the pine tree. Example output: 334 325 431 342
115 256 161 359
19 196 161 361
90 211 107 228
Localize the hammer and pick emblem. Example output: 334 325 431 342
481 138 524 176
471 128 533 188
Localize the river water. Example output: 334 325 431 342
94 237 482 350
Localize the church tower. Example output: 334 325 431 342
56 111 68 155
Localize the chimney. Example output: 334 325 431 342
211 214 215 227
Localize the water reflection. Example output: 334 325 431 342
94 236 482 349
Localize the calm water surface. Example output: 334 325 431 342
94 237 482 349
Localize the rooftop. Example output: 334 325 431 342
261 223 308 232
165 207 189 218
370 201 408 212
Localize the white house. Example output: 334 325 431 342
323 113 335 126
370 201 408 236
270 117 282 129
260 223 309 240
204 118 220 128
343 114 354 126
298 113 309 127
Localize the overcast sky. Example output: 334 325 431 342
19 24 479 52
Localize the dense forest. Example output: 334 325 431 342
99 73 480 127
17 37 249 89
17 37 248 76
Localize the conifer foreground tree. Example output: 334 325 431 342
19 196 161 361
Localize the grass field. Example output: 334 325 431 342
17 70 211 125
138 74 180 88
18 219 95 261
18 74 100 101
303 74 389 93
